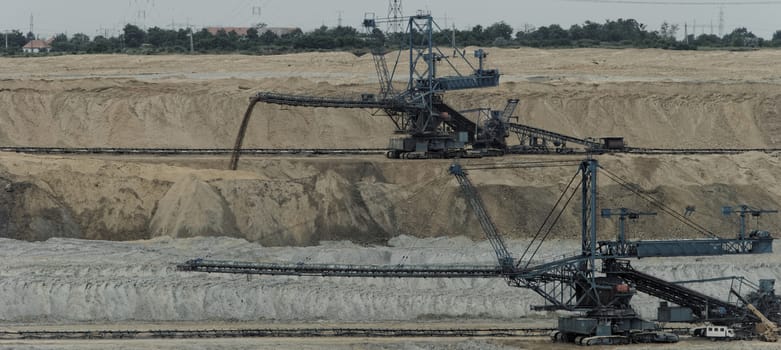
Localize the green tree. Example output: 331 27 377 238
1 30 27 52
771 30 781 46
123 24 146 48
146 27 181 48
258 30 279 44
294 26 336 49
330 26 361 48
369 27 385 47
50 33 74 52
70 33 90 51
9 18 772 56
515 25 536 41
693 33 721 47
527 24 569 46
659 22 679 39
275 28 301 48
568 22 602 46
192 29 214 52
246 27 259 41
569 21 601 41
469 25 485 44
602 19 645 42
484 21 514 41
723 27 757 47
212 29 237 50
89 35 113 53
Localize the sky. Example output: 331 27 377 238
1 0 780 39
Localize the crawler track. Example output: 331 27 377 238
0 327 554 340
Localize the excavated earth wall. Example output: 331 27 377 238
0 51 780 348
1 78 780 149
1 50 781 243
1 152 780 244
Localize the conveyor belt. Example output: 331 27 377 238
505 122 602 149
0 147 386 155
177 259 505 278
435 102 478 141
621 147 781 155
606 260 749 322
253 92 398 109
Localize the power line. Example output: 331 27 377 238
128 0 153 29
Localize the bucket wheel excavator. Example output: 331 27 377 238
180 157 779 345
229 12 624 170
230 13 501 169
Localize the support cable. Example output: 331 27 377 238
523 180 582 269
598 166 719 239
516 167 581 268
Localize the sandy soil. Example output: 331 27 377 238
1 49 781 348
1 49 780 150
2 45 781 251
1 151 781 244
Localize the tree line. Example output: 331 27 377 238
2 19 781 56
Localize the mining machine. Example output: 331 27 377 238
745 279 781 329
180 158 779 345
229 12 622 169
730 288 779 342
230 13 501 169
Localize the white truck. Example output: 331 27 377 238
691 325 736 340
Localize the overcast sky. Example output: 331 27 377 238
1 0 780 39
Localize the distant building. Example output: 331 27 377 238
23 39 52 53
205 26 300 37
